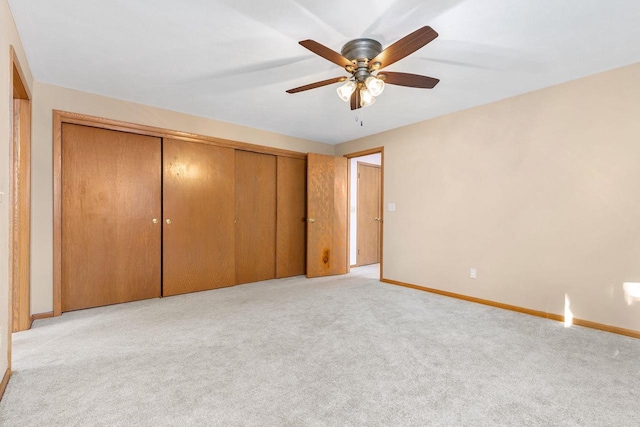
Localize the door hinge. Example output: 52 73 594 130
358 172 360 178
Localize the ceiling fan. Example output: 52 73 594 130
286 26 440 110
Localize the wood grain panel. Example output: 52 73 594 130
11 99 31 332
235 150 277 284
357 162 381 266
276 157 306 278
306 153 348 277
163 139 235 296
61 124 161 311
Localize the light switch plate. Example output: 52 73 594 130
388 203 396 212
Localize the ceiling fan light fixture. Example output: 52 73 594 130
365 76 385 97
360 88 376 107
288 26 440 111
336 80 356 102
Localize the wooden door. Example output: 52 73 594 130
163 139 235 296
61 124 161 311
235 150 277 284
306 153 348 277
276 156 306 278
357 162 381 266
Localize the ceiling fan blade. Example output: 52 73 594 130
350 90 362 110
299 40 353 69
286 76 347 94
371 26 438 70
380 72 439 89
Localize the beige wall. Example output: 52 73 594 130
1 0 33 379
30 82 334 314
336 62 640 332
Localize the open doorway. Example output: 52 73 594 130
346 148 383 279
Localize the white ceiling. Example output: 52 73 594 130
8 0 640 144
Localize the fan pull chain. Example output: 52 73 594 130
356 108 365 127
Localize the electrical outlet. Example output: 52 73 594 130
470 268 477 279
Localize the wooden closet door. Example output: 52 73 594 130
61 124 161 312
357 162 381 266
235 150 276 284
163 139 235 296
276 156 306 278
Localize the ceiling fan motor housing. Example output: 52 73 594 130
341 39 383 81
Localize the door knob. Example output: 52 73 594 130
308 218 315 223
166 219 172 224
152 218 158 224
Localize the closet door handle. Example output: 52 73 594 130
308 218 315 223
166 219 172 224
152 218 158 224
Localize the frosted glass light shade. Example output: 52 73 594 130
360 88 376 107
336 80 356 102
365 76 385 97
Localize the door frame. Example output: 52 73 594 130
344 147 384 280
10 45 32 336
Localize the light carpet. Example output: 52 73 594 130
1 265 639 426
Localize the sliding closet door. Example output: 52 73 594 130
61 124 161 312
163 139 235 296
276 156 306 278
235 150 277 284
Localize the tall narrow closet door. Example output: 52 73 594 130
235 150 277 284
276 156 307 278
357 162 381 266
163 139 235 296
61 124 161 312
